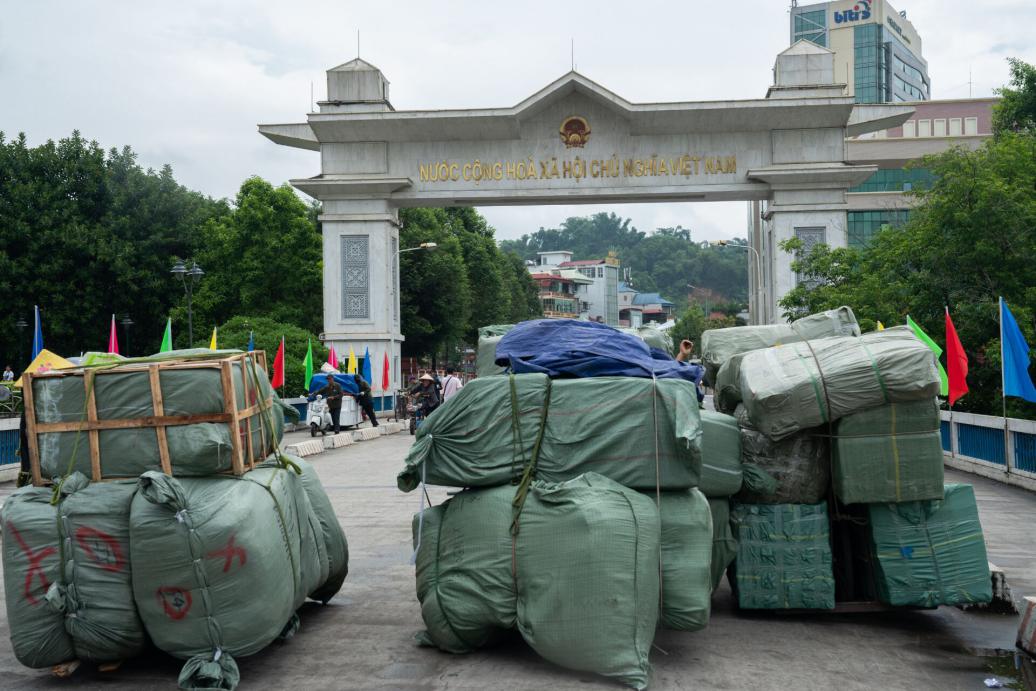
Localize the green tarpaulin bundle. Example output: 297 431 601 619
620 325 673 353
290 456 350 603
476 324 514 377
413 473 660 690
714 351 749 414
707 498 737 591
701 306 860 385
734 404 829 504
30 351 285 480
1 474 145 668
648 488 713 630
833 399 945 504
699 411 742 497
129 461 327 690
738 326 941 441
399 374 703 492
730 502 835 610
868 484 992 608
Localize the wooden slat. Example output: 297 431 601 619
85 371 102 482
221 360 245 475
148 365 173 475
22 373 43 486
240 357 254 467
32 412 235 433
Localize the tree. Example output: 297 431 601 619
993 58 1036 134
217 315 325 398
0 131 223 364
669 305 707 356
779 130 1036 417
189 177 323 336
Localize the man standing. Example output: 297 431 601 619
441 366 463 402
353 373 379 427
312 375 345 434
2 365 13 382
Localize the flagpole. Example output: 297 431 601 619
999 297 1011 474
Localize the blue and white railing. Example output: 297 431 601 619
941 410 1036 491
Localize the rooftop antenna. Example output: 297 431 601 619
969 66 973 98
357 30 360 58
571 38 575 71
310 81 314 112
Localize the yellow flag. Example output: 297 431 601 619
209 327 218 350
347 346 358 374
876 321 885 331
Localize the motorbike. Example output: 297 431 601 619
307 395 332 437
407 400 424 435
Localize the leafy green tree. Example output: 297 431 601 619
669 305 707 356
189 177 323 336
780 130 1036 417
0 131 223 364
993 58 1036 134
399 208 471 360
217 315 326 398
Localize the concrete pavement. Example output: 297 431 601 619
0 430 1028 690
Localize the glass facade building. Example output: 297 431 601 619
846 210 911 248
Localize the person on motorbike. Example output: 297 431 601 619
409 373 441 417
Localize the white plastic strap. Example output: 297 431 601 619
213 647 222 661
409 461 428 565
174 510 188 524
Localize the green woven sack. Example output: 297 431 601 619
1 475 145 667
868 483 991 607
707 498 737 591
400 374 702 492
412 473 660 689
646 488 713 630
833 399 944 504
33 353 284 479
476 324 514 377
699 411 742 497
730 502 835 610
290 456 349 604
130 462 323 690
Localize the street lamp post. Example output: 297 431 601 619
711 240 765 324
120 314 134 356
398 242 438 255
15 318 27 367
171 260 204 347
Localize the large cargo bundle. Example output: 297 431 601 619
620 325 673 353
738 327 941 440
129 462 326 689
707 498 737 591
730 502 835 610
23 351 282 483
292 456 350 604
650 488 713 631
699 411 742 497
713 351 748 414
868 484 992 608
476 324 514 377
833 399 945 504
701 306 859 384
736 427 829 504
399 374 702 492
1 474 145 668
413 473 660 690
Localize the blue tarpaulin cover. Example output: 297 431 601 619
496 319 704 384
308 373 360 395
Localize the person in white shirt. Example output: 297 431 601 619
441 366 463 402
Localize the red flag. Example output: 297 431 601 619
108 314 120 354
945 307 968 406
271 337 285 389
382 351 390 390
327 345 339 369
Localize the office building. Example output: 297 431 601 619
790 0 929 103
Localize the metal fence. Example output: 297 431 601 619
940 410 1036 477
0 418 19 468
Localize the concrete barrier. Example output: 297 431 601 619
352 427 381 442
284 439 325 457
323 433 354 449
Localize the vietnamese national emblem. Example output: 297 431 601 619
559 116 591 148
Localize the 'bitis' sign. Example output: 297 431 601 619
834 1 871 24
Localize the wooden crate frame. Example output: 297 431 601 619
23 351 275 486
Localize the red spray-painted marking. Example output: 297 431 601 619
7 523 57 606
74 526 126 572
156 586 192 620
206 533 247 573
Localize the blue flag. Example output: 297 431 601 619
247 331 255 352
1000 298 1036 403
361 346 372 385
31 305 44 361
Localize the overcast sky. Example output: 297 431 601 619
2 0 1030 242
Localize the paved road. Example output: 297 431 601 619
0 431 1029 690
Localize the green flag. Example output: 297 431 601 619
303 338 314 391
160 318 173 353
906 315 949 396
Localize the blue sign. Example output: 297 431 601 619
834 1 871 24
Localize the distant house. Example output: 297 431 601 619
530 250 619 325
529 270 592 319
632 292 676 324
619 282 643 328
